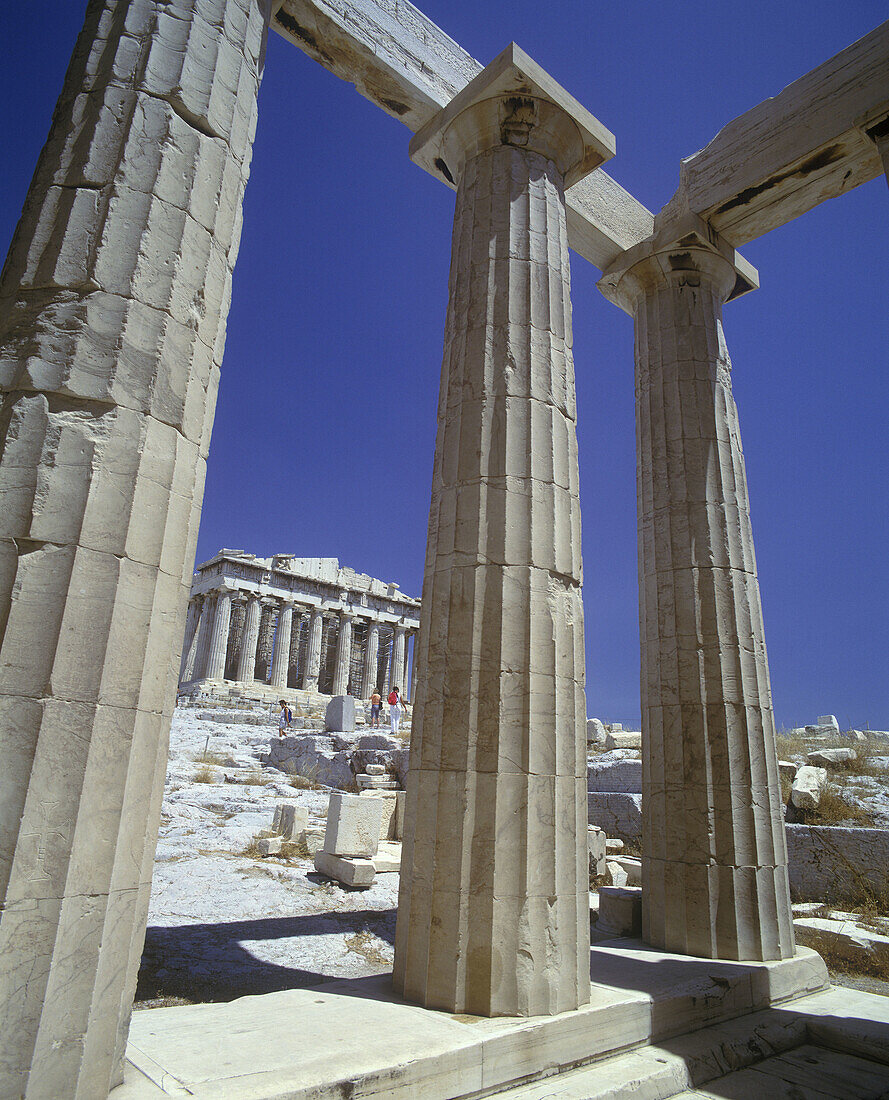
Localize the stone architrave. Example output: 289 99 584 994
332 612 355 696
236 594 263 683
598 223 795 962
206 587 236 681
303 607 324 691
394 45 615 1018
0 0 273 1094
363 621 381 696
390 624 407 692
269 600 294 689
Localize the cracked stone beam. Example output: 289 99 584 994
671 19 889 245
0 1 273 1095
270 0 654 271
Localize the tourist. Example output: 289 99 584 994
278 699 291 737
388 686 402 733
370 687 382 728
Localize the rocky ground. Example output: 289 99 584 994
135 707 397 1009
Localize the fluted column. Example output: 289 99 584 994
303 608 324 691
178 598 201 680
0 1 273 1093
599 229 794 962
390 624 407 691
269 600 294 689
180 596 206 683
205 587 235 681
363 621 381 695
394 46 615 1017
236 593 262 683
190 592 217 681
331 611 354 696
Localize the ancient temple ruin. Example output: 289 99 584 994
0 0 887 1097
179 551 420 699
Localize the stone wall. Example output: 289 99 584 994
588 759 642 793
785 824 889 905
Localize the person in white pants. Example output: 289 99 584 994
389 687 402 733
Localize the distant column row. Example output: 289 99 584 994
180 589 416 697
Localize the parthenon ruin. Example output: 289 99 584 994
0 0 887 1097
179 552 420 698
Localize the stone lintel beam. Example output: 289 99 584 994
598 213 760 314
270 0 653 268
673 20 889 246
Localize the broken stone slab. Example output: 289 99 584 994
271 803 310 839
356 733 399 750
588 826 606 878
313 850 376 887
257 837 282 857
778 761 799 781
807 748 856 769
817 715 840 731
611 856 642 887
323 792 381 857
791 766 828 810
365 763 387 775
597 886 643 937
587 792 643 842
605 839 624 854
794 912 889 971
373 840 402 873
301 827 325 857
606 861 629 888
604 732 642 751
325 695 356 733
586 718 607 745
356 775 399 790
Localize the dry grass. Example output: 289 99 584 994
793 782 877 827
192 749 227 766
232 768 273 786
794 926 889 981
289 762 325 791
344 930 390 967
780 774 793 804
193 765 217 784
775 730 810 759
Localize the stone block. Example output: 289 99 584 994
301 828 325 857
325 695 356 733
356 774 399 790
791 766 828 810
365 763 387 775
807 748 856 769
605 838 624 854
817 715 840 732
323 792 381 858
272 803 309 839
257 837 281 857
604 732 642 751
373 841 402 873
785 825 889 904
587 825 606 878
778 760 798 781
597 886 643 936
587 758 642 793
587 792 642 842
314 850 376 888
586 718 607 745
360 790 398 839
395 790 406 840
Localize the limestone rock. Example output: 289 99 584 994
586 718 607 745
611 856 642 887
587 826 606 878
272 803 309 840
807 748 856 769
606 861 629 888
604 731 642 751
257 837 282 857
791 766 828 810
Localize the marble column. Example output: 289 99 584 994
236 594 262 683
390 624 407 692
331 612 354 696
363 621 381 695
303 608 324 691
598 226 794 962
191 593 217 681
179 599 201 680
394 46 614 1017
288 608 304 687
205 588 235 681
270 600 294 690
255 599 277 682
180 596 206 683
0 1 273 1093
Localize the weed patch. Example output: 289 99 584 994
794 783 877 827
344 930 390 967
193 765 217 784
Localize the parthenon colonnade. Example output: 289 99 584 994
178 551 421 699
0 0 887 1095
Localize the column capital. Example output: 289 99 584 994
410 42 614 190
598 215 759 317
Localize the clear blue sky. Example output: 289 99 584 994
2 2 887 730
